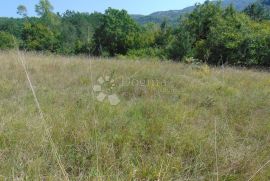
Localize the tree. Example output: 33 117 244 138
0 18 25 38
240 21 270 66
166 1 222 61
166 27 193 61
35 0 53 17
182 1 222 41
22 22 60 52
35 0 59 27
59 11 103 54
202 9 270 66
206 13 249 64
17 5 28 18
93 8 140 56
155 20 173 48
243 2 269 21
136 23 159 48
0 31 16 49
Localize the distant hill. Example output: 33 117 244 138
222 0 257 10
132 0 257 25
262 0 270 7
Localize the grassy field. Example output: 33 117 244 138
0 51 270 180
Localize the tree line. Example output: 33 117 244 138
0 0 270 66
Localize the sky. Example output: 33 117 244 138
1 0 206 17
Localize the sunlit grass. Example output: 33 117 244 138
0 51 269 180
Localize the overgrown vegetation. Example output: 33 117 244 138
0 51 269 180
0 31 16 49
1 0 270 180
1 0 270 66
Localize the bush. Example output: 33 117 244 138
206 13 270 66
166 27 193 61
127 48 164 59
22 22 60 52
241 22 270 66
0 31 16 50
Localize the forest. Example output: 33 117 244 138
1 0 270 66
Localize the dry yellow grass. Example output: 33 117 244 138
0 51 269 180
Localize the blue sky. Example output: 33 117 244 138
1 0 206 17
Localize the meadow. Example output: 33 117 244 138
0 51 269 180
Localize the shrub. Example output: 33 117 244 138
0 31 16 50
22 22 60 52
207 13 270 66
127 48 164 59
166 27 193 61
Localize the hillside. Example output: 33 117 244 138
1 51 270 180
131 6 195 25
132 0 257 24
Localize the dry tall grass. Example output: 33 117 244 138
0 51 269 180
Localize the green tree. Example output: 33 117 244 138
17 5 28 18
138 23 160 48
202 6 270 66
241 21 270 66
0 31 16 50
59 11 103 54
243 2 269 21
22 22 59 52
0 18 25 38
93 8 140 56
166 1 222 61
182 1 222 41
206 13 250 64
35 0 59 27
35 0 53 17
155 20 171 47
166 27 193 61
125 22 166 59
